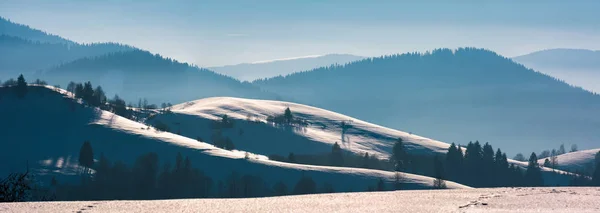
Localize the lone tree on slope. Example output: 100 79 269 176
15 74 27 98
78 141 95 175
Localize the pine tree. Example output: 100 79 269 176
445 143 463 181
525 152 543 186
78 141 94 175
92 86 107 107
481 143 495 186
15 74 27 98
284 107 293 124
331 142 344 166
82 81 94 103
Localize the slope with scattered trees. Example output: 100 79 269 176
253 48 600 155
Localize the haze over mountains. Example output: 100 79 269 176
254 48 600 155
0 17 277 104
513 49 600 93
38 50 278 104
208 54 364 81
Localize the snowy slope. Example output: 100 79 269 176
3 187 600 213
150 97 451 158
0 85 468 191
148 97 574 185
538 149 600 173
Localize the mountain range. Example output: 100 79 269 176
208 54 364 81
254 48 600 155
513 48 600 94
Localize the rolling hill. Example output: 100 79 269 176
208 54 364 81
253 48 600 156
0 16 71 44
0 85 467 193
146 96 574 186
512 48 600 93
538 148 600 174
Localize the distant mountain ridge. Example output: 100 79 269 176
39 49 279 104
254 48 600 155
0 16 72 44
208 54 364 81
513 48 600 93
0 35 133 79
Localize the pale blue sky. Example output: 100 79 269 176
2 0 599 66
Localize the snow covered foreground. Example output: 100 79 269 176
2 187 600 213
538 148 600 173
150 97 574 185
0 86 467 191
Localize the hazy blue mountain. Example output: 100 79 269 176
39 50 278 104
0 35 133 79
208 54 364 81
254 48 600 155
0 16 72 44
513 48 600 93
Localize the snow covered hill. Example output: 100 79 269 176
0 85 468 191
538 149 600 173
3 187 600 213
147 97 574 185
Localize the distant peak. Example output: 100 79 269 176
250 55 324 64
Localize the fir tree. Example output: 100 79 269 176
525 152 543 186
284 107 293 124
331 142 344 166
15 74 27 98
78 141 94 175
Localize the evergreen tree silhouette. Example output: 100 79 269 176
78 141 94 175
445 143 463 181
92 86 107 107
481 143 495 185
15 74 27 98
525 152 543 186
331 142 344 166
284 107 293 124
